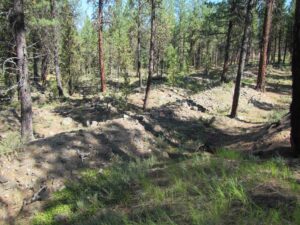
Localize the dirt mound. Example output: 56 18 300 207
128 85 188 109
252 113 292 157
250 183 297 210
0 117 155 224
33 108 81 138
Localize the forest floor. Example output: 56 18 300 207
0 66 299 225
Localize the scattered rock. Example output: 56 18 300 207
76 149 91 162
91 121 98 128
181 99 207 112
54 214 69 223
0 175 8 184
153 125 163 132
61 117 73 126
182 101 189 108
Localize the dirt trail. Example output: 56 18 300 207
0 67 292 224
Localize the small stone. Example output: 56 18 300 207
153 125 162 132
91 121 98 128
0 175 8 184
182 102 189 108
161 152 169 158
54 214 69 223
61 117 73 126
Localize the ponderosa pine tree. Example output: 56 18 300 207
41 51 49 86
1 0 16 101
221 0 236 82
230 0 254 118
143 0 156 110
61 1 78 96
133 0 143 88
50 0 64 96
291 0 300 155
98 0 106 92
11 0 34 142
31 35 40 83
256 0 275 92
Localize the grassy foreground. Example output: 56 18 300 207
32 150 300 225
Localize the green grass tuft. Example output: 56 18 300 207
0 131 23 155
216 148 243 160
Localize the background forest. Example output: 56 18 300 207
0 0 295 99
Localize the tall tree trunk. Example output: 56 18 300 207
109 42 112 76
267 37 272 64
221 0 236 82
33 45 39 83
271 35 277 63
196 45 201 69
156 49 160 74
160 58 164 77
98 0 106 92
256 0 274 92
68 41 73 96
13 0 34 142
205 40 210 74
68 69 73 96
230 0 254 118
41 52 49 86
277 28 282 66
215 49 217 66
143 0 156 110
137 0 142 88
50 0 64 97
246 32 252 64
283 31 288 64
291 0 300 155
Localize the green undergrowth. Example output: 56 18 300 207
32 150 300 225
0 131 23 155
267 109 289 124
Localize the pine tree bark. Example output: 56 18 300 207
108 40 112 76
137 0 142 88
267 37 272 64
68 76 73 96
221 0 236 82
271 35 277 63
41 52 49 86
33 45 39 83
67 42 73 96
50 0 64 97
291 0 300 155
98 0 106 92
277 28 282 66
283 32 288 64
143 0 156 110
246 32 252 64
196 46 201 69
13 0 34 142
230 0 254 118
256 0 274 92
